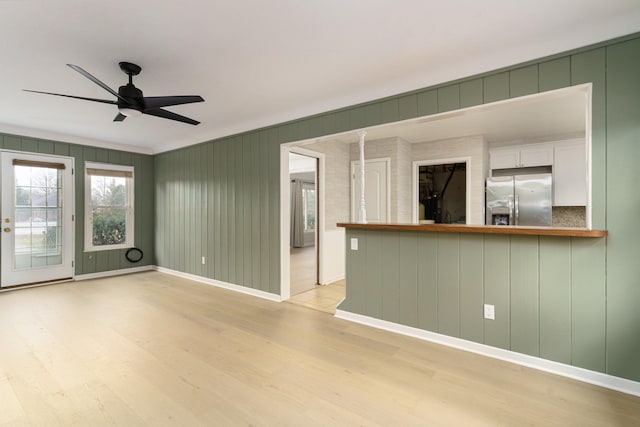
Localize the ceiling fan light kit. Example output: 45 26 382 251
24 62 205 125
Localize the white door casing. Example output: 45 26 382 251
1 151 74 287
351 158 390 223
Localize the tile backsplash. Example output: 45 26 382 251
553 206 587 228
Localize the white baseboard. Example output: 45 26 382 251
75 265 154 281
155 266 282 302
335 309 640 398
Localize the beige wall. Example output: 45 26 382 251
303 140 350 231
349 137 413 223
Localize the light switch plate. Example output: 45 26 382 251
350 238 358 251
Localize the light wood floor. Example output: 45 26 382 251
1 272 639 426
287 280 345 314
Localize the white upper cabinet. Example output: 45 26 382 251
490 144 554 169
553 141 587 206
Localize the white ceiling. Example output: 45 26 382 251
1 1 639 154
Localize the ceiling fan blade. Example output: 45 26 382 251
23 89 117 105
113 113 126 122
142 95 204 110
143 108 200 125
66 64 128 103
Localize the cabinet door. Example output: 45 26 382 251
490 149 519 169
553 143 586 206
520 145 553 167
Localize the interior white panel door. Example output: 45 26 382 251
351 159 388 223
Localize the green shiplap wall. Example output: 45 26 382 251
0 133 155 275
154 33 640 383
340 230 608 371
154 130 280 295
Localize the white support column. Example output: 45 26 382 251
357 131 367 224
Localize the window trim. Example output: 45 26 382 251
84 162 135 252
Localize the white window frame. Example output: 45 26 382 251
84 162 135 252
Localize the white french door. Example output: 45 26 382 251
1 152 74 287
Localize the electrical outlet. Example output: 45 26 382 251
201 256 206 265
350 238 358 251
484 304 495 320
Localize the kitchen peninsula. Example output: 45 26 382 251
335 221 608 386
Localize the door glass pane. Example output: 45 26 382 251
12 165 63 270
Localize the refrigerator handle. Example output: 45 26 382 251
515 195 520 225
508 195 514 225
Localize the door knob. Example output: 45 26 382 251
3 227 11 233
4 218 9 223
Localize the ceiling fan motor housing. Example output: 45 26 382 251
118 84 143 111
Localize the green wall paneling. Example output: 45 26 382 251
539 237 572 365
21 138 38 153
380 98 400 124
539 57 571 92
250 135 262 290
397 94 418 121
227 141 237 283
364 103 382 127
483 235 510 350
333 110 351 134
416 232 437 331
459 79 483 109
234 139 244 285
398 231 419 328
509 65 538 98
240 136 252 287
571 238 606 373
458 234 484 344
349 107 366 131
346 229 368 314
267 130 280 295
54 142 70 156
364 231 383 318
483 72 509 104
38 140 54 154
437 85 460 113
259 134 271 292
4 135 21 150
436 233 460 337
380 232 400 323
509 236 539 357
605 37 640 381
416 90 438 117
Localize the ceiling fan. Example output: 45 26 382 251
24 62 204 125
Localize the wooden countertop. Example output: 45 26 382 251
337 223 607 238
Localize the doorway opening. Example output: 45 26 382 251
413 158 470 224
288 152 318 296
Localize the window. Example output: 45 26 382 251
85 162 134 251
302 183 316 231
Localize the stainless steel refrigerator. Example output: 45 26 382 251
485 174 552 226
